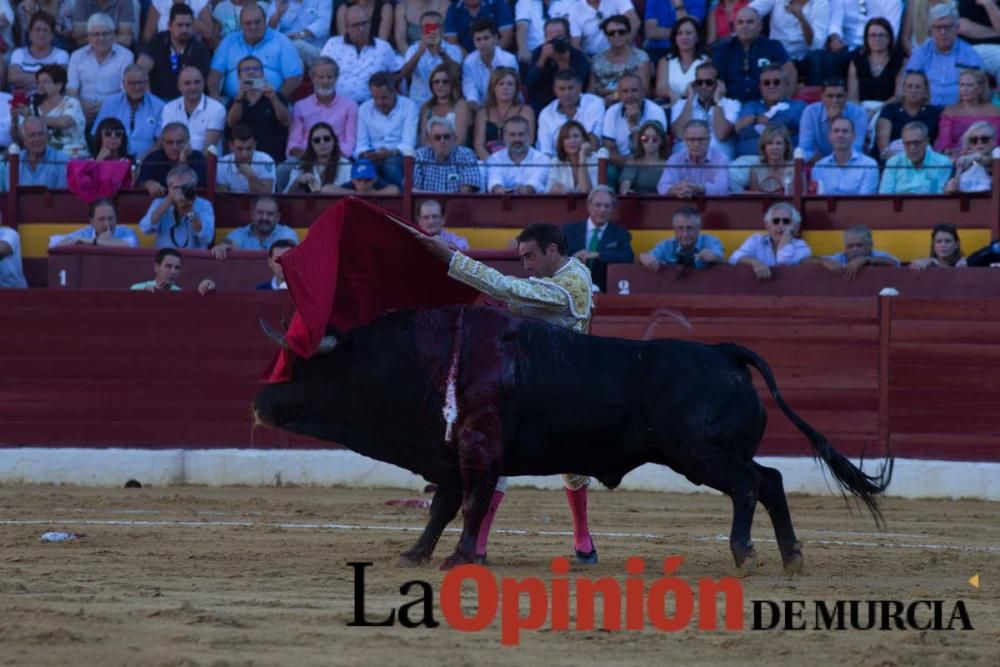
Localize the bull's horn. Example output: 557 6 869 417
259 319 289 349
315 335 339 354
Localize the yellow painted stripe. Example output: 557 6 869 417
20 226 307 258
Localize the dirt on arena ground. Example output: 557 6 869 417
0 485 997 666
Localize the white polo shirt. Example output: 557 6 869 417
160 94 226 151
216 150 276 192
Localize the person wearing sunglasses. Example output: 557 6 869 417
878 119 953 193
933 68 1000 158
902 3 983 106
729 202 812 280
734 64 805 156
810 116 879 194
711 7 795 103
412 117 482 192
287 57 357 161
945 121 997 194
398 11 463 106
589 15 652 106
557 0 641 57
602 73 667 182
804 224 900 279
670 61 739 159
89 117 131 161
284 121 352 193
418 63 471 148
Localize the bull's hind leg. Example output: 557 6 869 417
690 459 762 577
398 482 462 567
753 462 804 574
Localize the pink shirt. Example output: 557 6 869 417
933 114 1000 154
287 93 359 158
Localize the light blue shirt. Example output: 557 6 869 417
54 225 139 247
265 0 331 46
650 233 725 267
138 196 216 249
798 102 869 161
825 249 900 266
91 92 165 158
210 28 304 98
878 147 953 194
224 223 299 250
904 38 984 106
812 150 880 195
356 95 419 154
2 146 69 190
0 226 27 288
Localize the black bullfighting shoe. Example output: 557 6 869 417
575 548 598 565
473 553 488 565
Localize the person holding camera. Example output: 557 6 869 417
525 18 590 114
639 207 724 271
398 11 463 106
136 4 211 102
138 164 215 249
224 55 290 163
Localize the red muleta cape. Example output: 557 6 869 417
264 197 480 382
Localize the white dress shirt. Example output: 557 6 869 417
729 233 812 266
749 0 830 59
159 94 226 152
549 0 635 55
461 47 519 106
537 92 606 156
355 95 419 153
603 99 667 157
216 150 276 192
829 0 903 49
670 95 741 160
401 41 464 105
486 146 549 192
320 36 401 104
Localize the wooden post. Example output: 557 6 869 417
877 292 894 457
792 148 804 221
6 147 19 229
991 147 1000 240
402 153 414 221
597 154 608 186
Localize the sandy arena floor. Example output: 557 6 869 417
0 485 997 666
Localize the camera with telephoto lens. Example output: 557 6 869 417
676 248 696 266
551 36 569 54
180 183 196 201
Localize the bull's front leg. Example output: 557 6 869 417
398 482 462 567
439 414 502 571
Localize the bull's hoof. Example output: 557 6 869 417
397 551 430 568
782 543 804 575
575 548 599 565
734 547 757 578
439 552 476 571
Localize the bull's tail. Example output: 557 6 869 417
717 343 894 526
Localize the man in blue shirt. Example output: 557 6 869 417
904 4 984 106
3 116 68 190
810 117 879 194
639 206 725 270
51 198 139 248
211 195 299 259
139 165 216 249
712 7 795 103
208 3 303 99
91 65 165 159
445 0 515 53
804 225 900 279
798 78 868 163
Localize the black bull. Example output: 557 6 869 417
254 305 892 573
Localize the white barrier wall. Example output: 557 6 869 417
0 448 997 501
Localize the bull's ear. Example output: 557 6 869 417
260 319 289 349
315 335 339 354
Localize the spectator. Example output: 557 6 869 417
16 1 73 51
934 68 1000 158
92 65 164 160
486 116 548 193
396 0 451 53
52 197 138 247
734 64 805 156
136 122 207 195
89 117 131 161
806 224 900 279
72 0 133 47
639 206 724 270
256 239 296 290
745 123 794 194
712 8 795 103
748 0 830 78
603 73 666 175
3 116 68 189
879 120 953 194
418 63 471 147
7 11 70 94
137 4 212 103
138 164 215 249
0 211 27 288
670 61 739 159
847 18 905 109
417 198 469 250
811 117 880 194
413 117 482 192
399 11 463 106
67 13 134 123
707 0 749 44
461 19 519 109
831 0 902 54
335 0 393 43
143 0 213 43
653 15 708 104
729 202 812 279
211 195 298 258
213 0 263 41
643 0 709 67
473 66 534 159
562 185 635 292
28 64 88 157
356 71 419 187
0 90 13 151
657 118 729 196
903 4 984 106
945 121 997 194
515 0 567 64
909 223 966 270
445 0 515 53
798 78 868 163
265 0 332 67
319 5 400 105
901 0 949 55
223 55 291 162
209 3 304 100
876 70 941 162
536 68 605 156
589 15 652 105
957 0 1000 83
216 124 275 193
329 158 401 194
548 119 598 193
618 119 667 194
160 66 226 152
552 0 641 57
284 121 353 193
524 17 591 114
130 247 217 293
287 57 357 159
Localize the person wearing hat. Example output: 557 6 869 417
328 158 400 194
